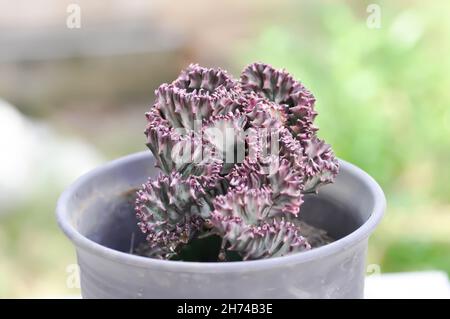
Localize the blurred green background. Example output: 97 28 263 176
0 0 449 297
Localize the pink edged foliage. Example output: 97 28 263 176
136 63 339 260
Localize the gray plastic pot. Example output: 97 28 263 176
56 151 385 299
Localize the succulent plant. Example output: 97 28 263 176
136 63 339 260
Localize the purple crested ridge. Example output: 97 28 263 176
136 62 339 260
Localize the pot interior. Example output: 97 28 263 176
78 191 361 255
65 153 374 256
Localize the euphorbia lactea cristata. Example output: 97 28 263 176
135 63 339 260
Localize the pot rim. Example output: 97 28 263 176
56 151 385 273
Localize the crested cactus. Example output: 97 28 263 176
136 63 339 260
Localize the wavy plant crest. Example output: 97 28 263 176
136 63 339 260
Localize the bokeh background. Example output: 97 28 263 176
1 0 449 297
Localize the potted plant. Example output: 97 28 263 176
56 63 385 298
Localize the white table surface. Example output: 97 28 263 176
364 271 450 299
